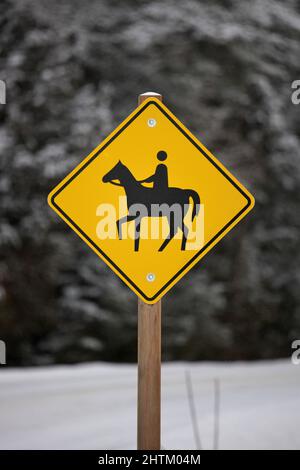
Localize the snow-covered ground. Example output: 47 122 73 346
0 360 299 450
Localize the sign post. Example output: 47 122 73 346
137 92 162 451
137 297 161 450
48 90 255 450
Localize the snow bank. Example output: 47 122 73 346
0 360 299 449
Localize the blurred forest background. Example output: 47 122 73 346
0 0 300 366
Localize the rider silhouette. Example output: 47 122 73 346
139 150 169 192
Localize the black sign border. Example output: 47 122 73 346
50 100 252 302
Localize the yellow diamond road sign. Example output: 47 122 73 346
48 98 254 304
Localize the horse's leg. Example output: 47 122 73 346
181 221 189 251
134 218 141 252
117 215 137 239
158 213 176 252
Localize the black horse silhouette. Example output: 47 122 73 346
102 161 200 252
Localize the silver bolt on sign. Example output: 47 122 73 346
147 118 157 127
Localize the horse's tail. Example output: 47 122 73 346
187 190 200 221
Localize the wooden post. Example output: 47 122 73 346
137 92 162 450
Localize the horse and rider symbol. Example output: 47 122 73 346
102 151 200 252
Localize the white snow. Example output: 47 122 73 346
0 360 299 450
